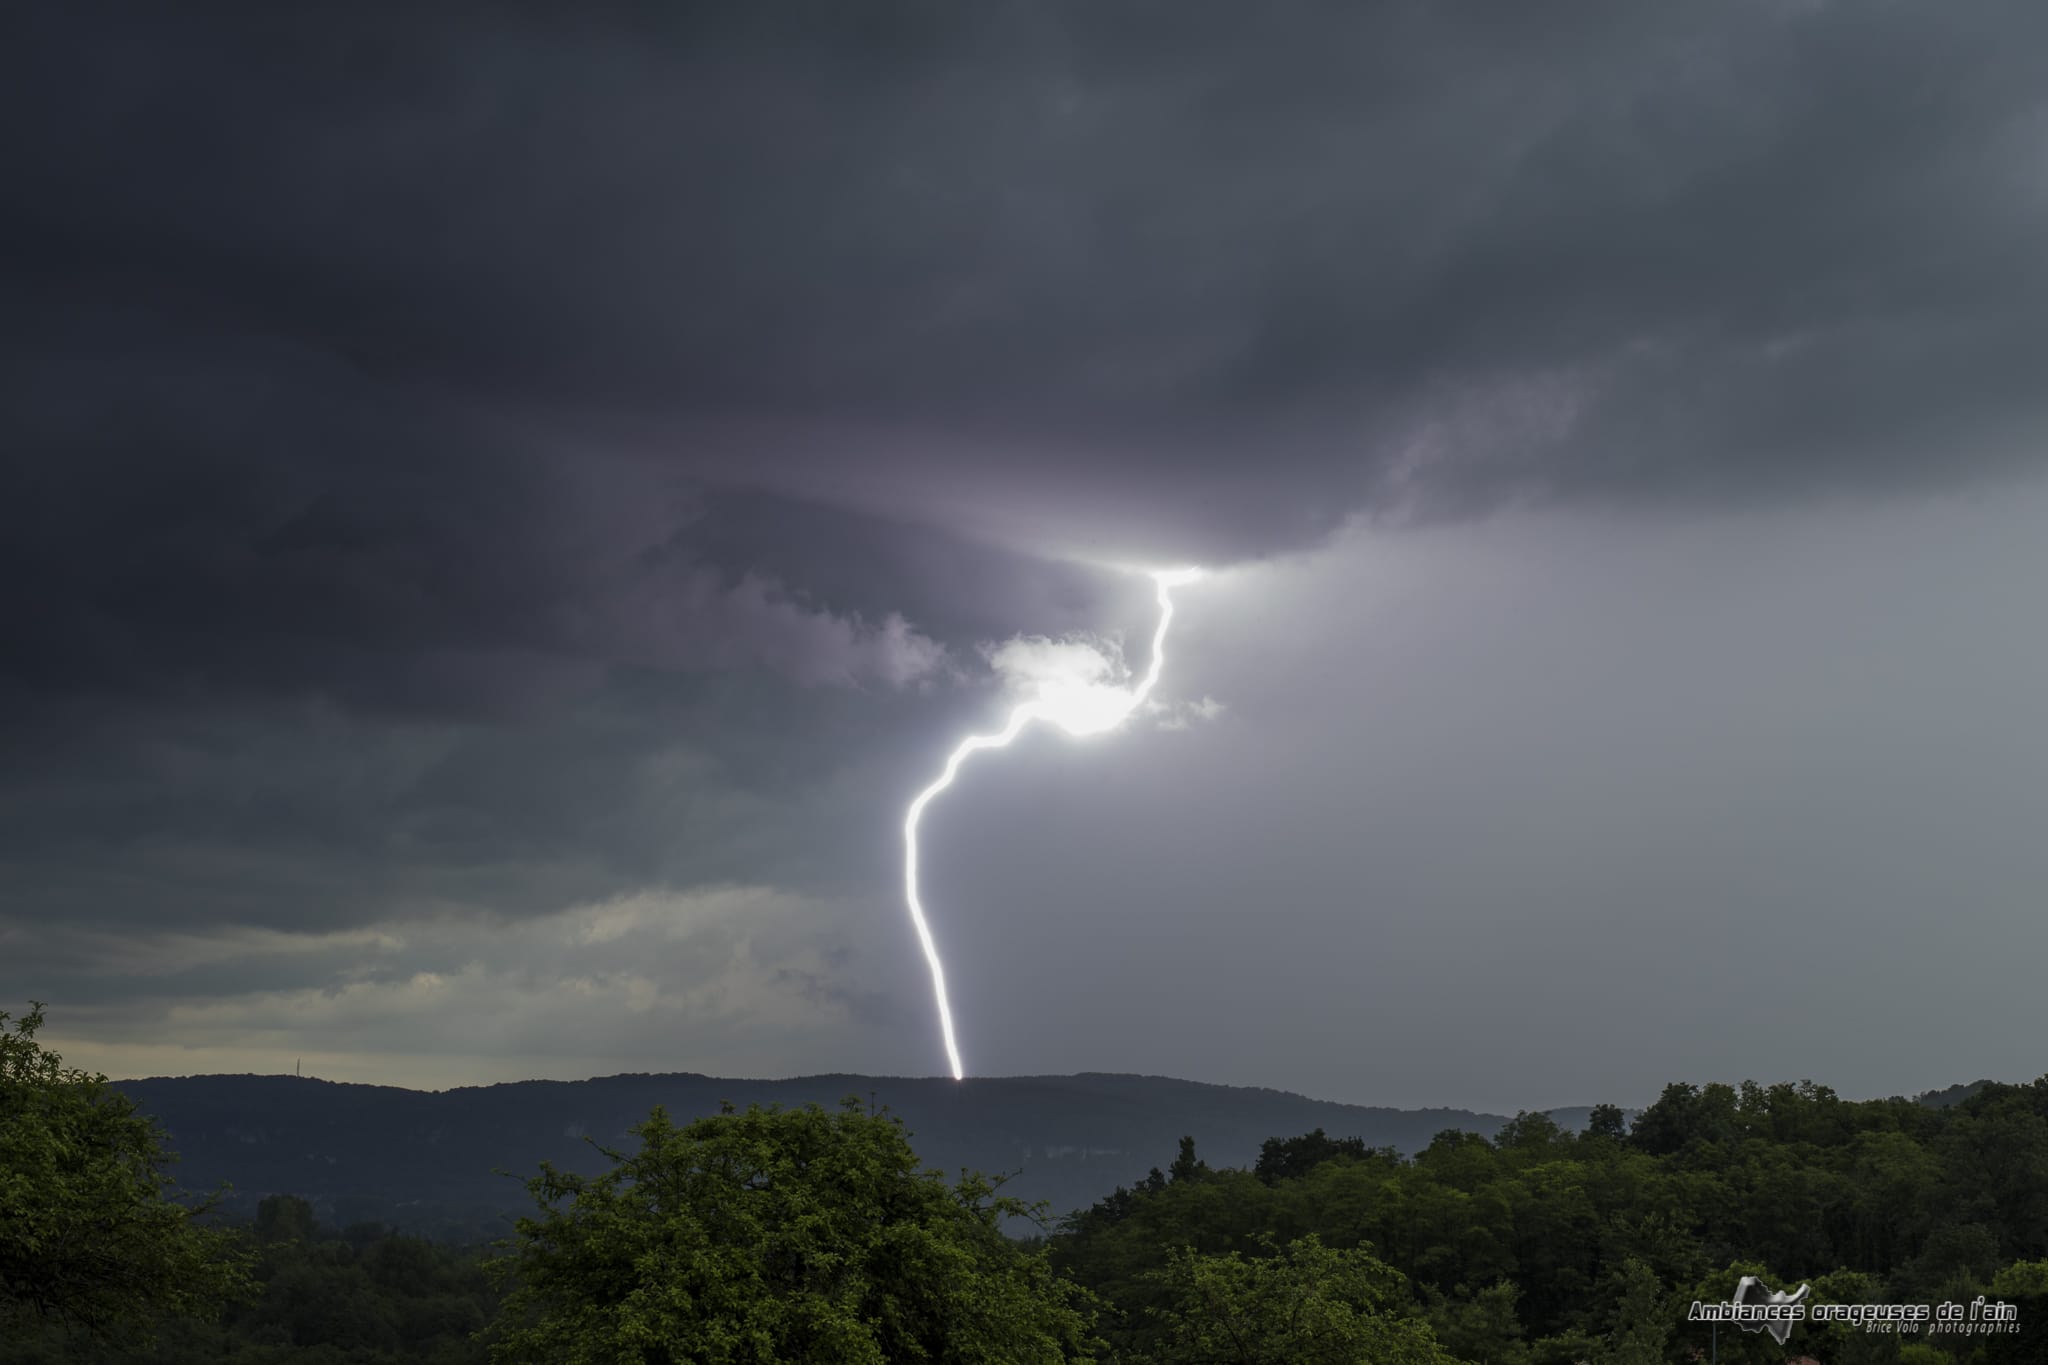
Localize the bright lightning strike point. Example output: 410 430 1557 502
902 565 1206 1081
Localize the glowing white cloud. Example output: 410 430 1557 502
901 566 1205 1079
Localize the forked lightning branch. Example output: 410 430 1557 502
901 567 1205 1080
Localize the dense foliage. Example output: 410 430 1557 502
488 1098 1099 1364
91 1070 1510 1240
0 1004 250 1347
0 1195 499 1365
1122 1233 1462 1365
1051 1079 2048 1363
11 1013 2048 1363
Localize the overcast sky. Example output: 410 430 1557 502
5 1 2047 1113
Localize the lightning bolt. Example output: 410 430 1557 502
902 566 1206 1080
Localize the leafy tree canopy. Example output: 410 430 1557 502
488 1097 1100 1365
1127 1233 1462 1365
0 1003 251 1347
1253 1127 1370 1186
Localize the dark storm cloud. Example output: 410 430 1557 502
0 285 956 727
7 1 2048 1083
12 2 2045 563
5 0 2038 749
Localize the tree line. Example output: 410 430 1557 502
6 1000 2048 1362
1048 1084 2048 1363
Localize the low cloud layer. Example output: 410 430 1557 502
39 885 908 1089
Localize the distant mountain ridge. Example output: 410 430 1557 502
1914 1078 1995 1108
112 1070 1608 1242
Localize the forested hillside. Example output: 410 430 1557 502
1050 1078 2048 1362
1 1195 499 1365
105 1070 1594 1240
12 1027 2047 1364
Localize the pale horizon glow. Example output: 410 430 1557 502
902 566 1205 1079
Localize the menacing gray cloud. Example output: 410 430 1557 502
6 2 2048 1091
8 1 2046 586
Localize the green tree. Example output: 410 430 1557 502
1168 1135 1210 1185
1129 1233 1464 1365
1495 1111 1567 1154
1807 1269 1901 1365
1891 1220 1998 1308
1628 1082 1741 1158
1254 1128 1369 1185
1593 1257 1668 1365
1420 1279 1532 1365
1051 1163 1281 1355
0 1002 251 1344
1583 1104 1629 1143
1979 1260 2048 1365
487 1098 1099 1364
